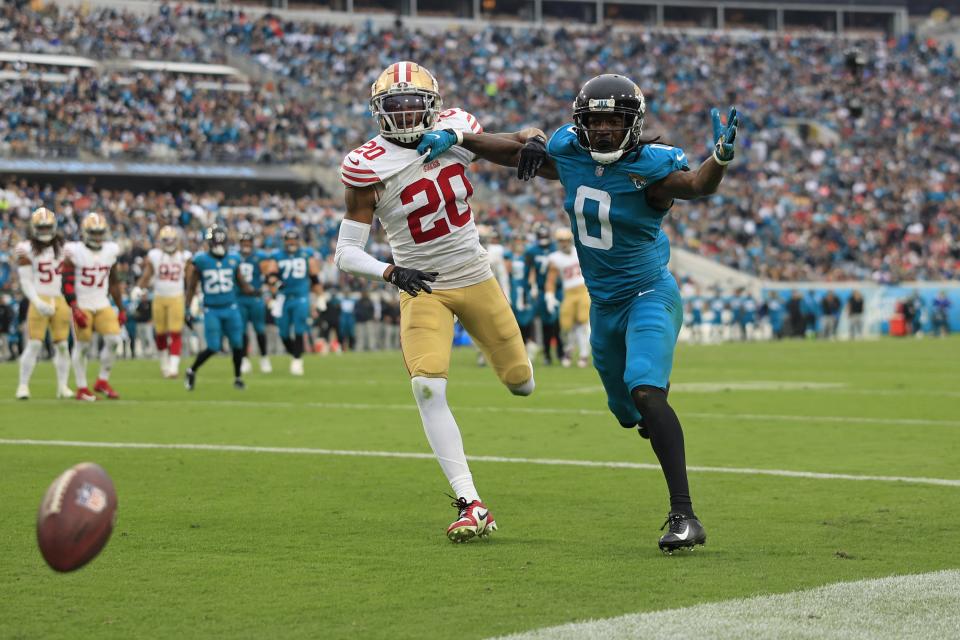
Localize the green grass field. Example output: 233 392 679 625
1 338 958 638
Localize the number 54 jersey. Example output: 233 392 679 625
340 108 488 289
546 125 689 305
64 241 120 311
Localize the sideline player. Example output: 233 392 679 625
506 236 537 358
263 229 320 376
544 227 590 368
184 226 252 390
526 225 564 365
62 213 126 401
134 225 190 378
429 73 738 552
238 232 272 374
335 61 537 542
14 207 72 399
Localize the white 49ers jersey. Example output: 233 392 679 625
340 108 490 289
65 241 120 310
15 241 63 298
547 249 585 291
147 248 191 297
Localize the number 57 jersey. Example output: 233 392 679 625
547 125 689 305
64 241 120 311
340 108 488 289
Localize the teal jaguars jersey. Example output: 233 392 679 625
524 243 554 292
239 249 267 297
193 251 242 307
505 250 533 314
547 125 689 305
270 247 315 297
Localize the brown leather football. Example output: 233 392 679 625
36 462 118 572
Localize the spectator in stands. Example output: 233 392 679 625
847 290 865 340
354 290 376 352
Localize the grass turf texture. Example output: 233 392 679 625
1 337 958 638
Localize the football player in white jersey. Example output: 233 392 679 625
336 61 543 542
14 207 73 399
545 227 591 368
133 226 190 378
62 213 125 401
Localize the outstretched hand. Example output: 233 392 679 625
711 107 738 164
517 135 547 181
388 266 438 297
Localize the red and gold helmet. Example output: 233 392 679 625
370 61 442 144
30 207 57 243
158 225 179 253
554 227 574 251
81 213 109 250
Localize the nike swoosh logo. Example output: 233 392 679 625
637 289 655 297
674 525 690 540
477 510 489 521
676 152 685 162
348 157 360 165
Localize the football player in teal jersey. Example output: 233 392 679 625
263 228 322 376
505 236 536 351
238 232 272 375
524 225 565 365
419 73 737 552
184 226 254 391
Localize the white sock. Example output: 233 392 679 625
411 376 480 503
53 341 71 388
73 341 90 388
99 334 121 381
577 324 591 357
169 355 180 373
19 339 42 386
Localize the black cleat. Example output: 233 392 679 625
658 512 706 554
233 378 246 390
185 369 196 391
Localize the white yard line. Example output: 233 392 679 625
1 438 958 487
493 570 960 640
3 398 958 428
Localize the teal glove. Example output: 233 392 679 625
711 107 738 165
416 129 462 162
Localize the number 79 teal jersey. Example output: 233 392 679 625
546 125 689 305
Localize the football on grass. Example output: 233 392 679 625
37 462 118 572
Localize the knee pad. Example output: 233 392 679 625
505 361 534 396
631 385 667 414
411 376 447 406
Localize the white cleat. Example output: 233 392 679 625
561 357 572 368
241 357 252 375
57 385 74 399
163 366 179 379
290 358 304 376
16 384 30 400
259 358 272 374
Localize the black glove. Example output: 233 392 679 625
517 135 547 181
184 311 194 330
388 267 438 297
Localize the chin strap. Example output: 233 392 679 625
590 149 625 165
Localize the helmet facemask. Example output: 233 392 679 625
371 91 440 144
33 224 55 244
574 97 645 165
83 228 106 250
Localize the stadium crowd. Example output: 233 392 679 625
0 3 957 282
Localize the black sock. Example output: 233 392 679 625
292 334 305 359
632 385 694 517
232 348 244 379
282 337 294 356
243 334 250 358
256 333 268 357
190 348 216 372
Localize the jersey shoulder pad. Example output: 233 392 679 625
14 241 31 259
182 250 193 261
304 247 316 259
147 248 161 263
547 125 579 158
634 144 689 182
436 107 483 134
340 146 382 189
104 242 120 261
192 251 208 266
63 241 83 262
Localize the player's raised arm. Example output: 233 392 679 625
336 184 437 297
647 107 738 205
417 128 560 180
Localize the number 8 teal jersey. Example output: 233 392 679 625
546 125 689 304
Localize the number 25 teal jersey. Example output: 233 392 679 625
547 125 689 305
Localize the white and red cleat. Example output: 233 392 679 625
75 387 97 402
446 497 497 543
93 379 119 399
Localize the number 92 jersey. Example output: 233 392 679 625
340 108 487 289
547 125 689 305
193 251 242 307
147 248 191 297
64 241 120 310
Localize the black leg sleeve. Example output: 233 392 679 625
256 333 268 357
632 385 694 517
190 348 216 372
232 348 244 379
